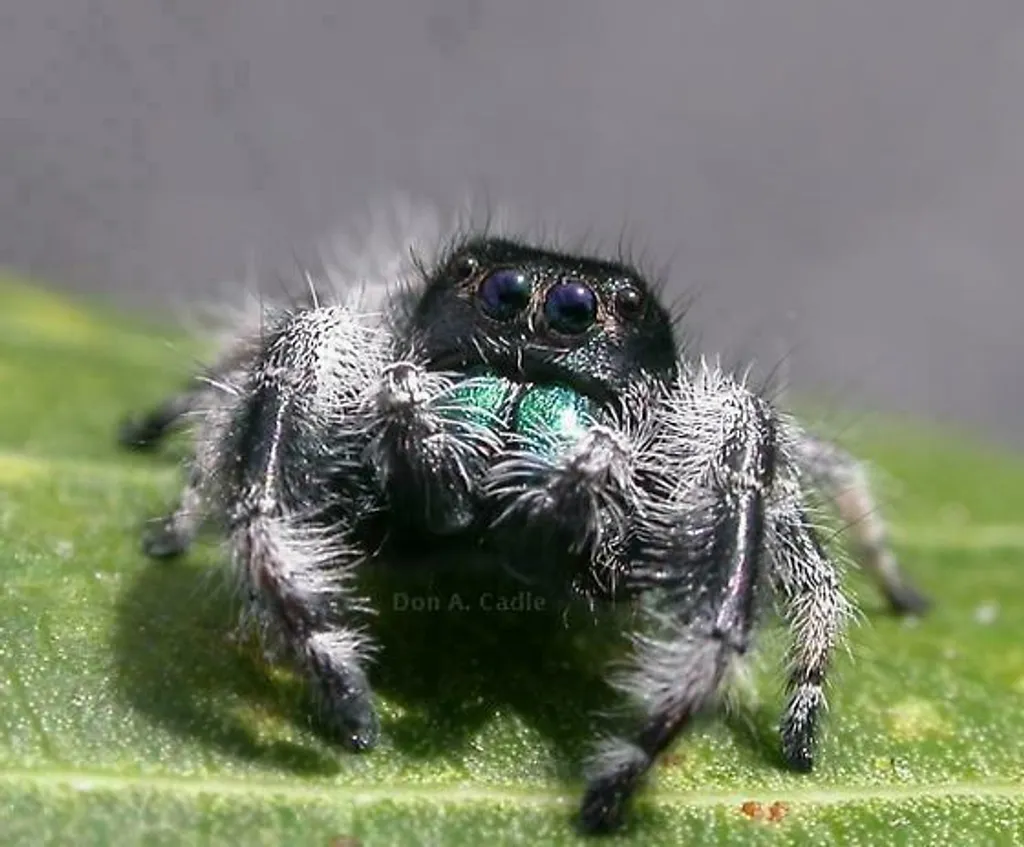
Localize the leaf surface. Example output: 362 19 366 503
0 278 1021 846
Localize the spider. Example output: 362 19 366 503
117 227 929 833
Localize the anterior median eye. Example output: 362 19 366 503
543 280 598 334
478 269 532 320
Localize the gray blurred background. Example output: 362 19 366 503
1 0 1023 447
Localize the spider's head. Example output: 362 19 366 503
406 237 679 403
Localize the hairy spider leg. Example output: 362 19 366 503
363 361 506 537
481 389 646 589
793 432 929 615
579 373 781 833
137 301 512 744
140 306 392 750
767 505 850 771
118 338 261 451
219 307 391 750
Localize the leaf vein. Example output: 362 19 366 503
0 770 1020 809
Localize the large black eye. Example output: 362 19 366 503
544 280 598 335
478 269 532 320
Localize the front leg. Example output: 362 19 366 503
580 372 777 833
364 363 506 535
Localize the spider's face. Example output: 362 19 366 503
408 238 679 403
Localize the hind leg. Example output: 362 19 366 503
793 432 929 615
142 459 209 558
118 338 260 451
119 388 203 450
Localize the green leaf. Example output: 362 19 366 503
0 277 1021 846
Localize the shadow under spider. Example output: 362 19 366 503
112 544 655 783
359 563 629 781
112 548 343 777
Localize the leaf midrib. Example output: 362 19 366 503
1 768 1020 808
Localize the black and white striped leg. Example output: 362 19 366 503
217 311 383 750
579 396 777 833
769 509 849 771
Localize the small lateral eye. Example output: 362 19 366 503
544 279 598 335
478 269 532 320
614 284 644 319
450 253 480 281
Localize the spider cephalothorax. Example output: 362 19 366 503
118 226 930 834
403 237 678 402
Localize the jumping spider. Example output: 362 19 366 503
119 231 929 833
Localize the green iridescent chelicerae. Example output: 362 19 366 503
443 369 601 456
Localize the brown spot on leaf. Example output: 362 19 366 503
659 752 683 768
740 801 765 820
329 837 362 847
740 801 788 823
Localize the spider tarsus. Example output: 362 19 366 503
579 739 651 833
313 670 380 752
578 771 641 834
333 706 380 753
783 748 814 773
142 518 191 559
780 721 816 772
779 668 827 774
780 684 819 771
885 582 931 617
118 415 165 451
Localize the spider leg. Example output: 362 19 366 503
137 361 257 560
118 388 202 450
793 431 928 615
183 306 386 750
767 504 850 771
143 459 206 558
484 420 640 566
364 361 505 535
118 336 259 451
579 375 776 833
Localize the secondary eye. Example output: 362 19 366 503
543 280 598 335
449 253 480 281
478 269 532 320
614 284 644 319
